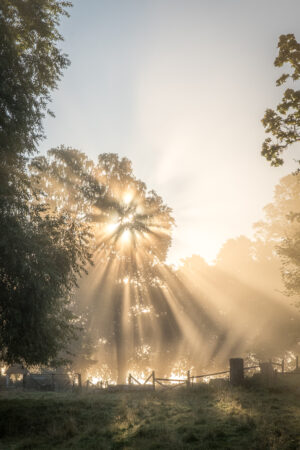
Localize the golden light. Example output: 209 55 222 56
122 213 134 224
91 375 103 385
123 192 133 204
121 229 131 242
106 222 119 234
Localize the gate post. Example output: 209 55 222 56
186 370 191 388
229 358 244 385
259 362 274 381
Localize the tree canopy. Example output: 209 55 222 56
0 0 71 165
30 148 175 381
0 1 94 367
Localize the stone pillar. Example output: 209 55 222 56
230 358 244 385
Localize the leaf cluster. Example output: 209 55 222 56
0 0 71 162
261 34 300 166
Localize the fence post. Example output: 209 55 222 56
281 359 284 373
86 380 90 391
229 358 244 385
296 356 299 371
152 371 155 391
186 370 191 388
128 374 132 385
78 373 82 392
259 362 274 381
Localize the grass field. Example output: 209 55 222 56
0 377 299 449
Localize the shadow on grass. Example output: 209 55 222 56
0 379 299 449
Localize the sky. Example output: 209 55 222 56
40 0 300 264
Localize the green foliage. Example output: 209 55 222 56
0 0 71 162
261 34 300 166
0 198 92 365
0 1 94 366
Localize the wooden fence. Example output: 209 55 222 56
127 356 300 390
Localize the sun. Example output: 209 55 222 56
123 192 133 204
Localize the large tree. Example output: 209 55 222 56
0 1 94 366
30 148 175 382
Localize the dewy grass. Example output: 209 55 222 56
0 380 299 449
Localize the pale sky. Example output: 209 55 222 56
40 0 300 264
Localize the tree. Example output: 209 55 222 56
30 148 175 382
261 34 300 300
0 1 94 367
261 34 300 166
0 0 71 165
255 173 300 299
0 201 92 365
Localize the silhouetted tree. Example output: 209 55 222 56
30 148 175 382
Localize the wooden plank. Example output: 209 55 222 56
192 370 230 379
155 378 186 382
130 375 142 385
143 373 153 384
244 365 260 371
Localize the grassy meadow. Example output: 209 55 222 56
0 376 299 449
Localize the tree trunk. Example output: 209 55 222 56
114 293 128 384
